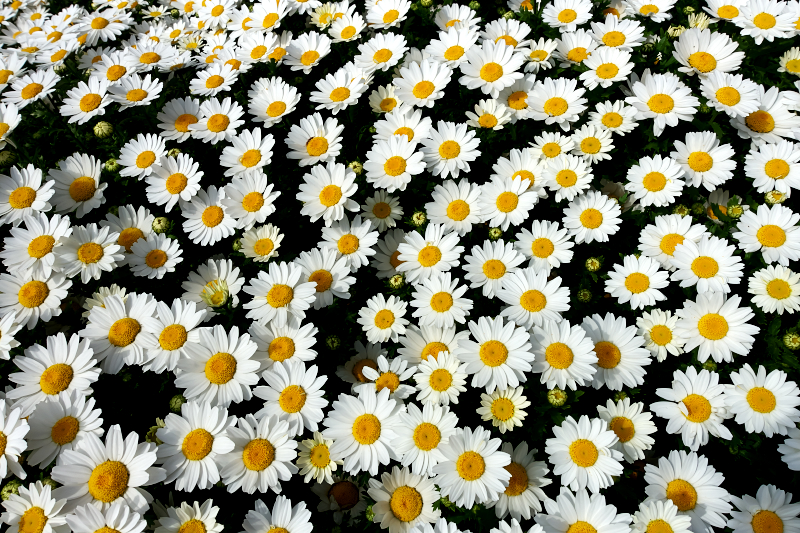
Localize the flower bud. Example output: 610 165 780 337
94 121 113 139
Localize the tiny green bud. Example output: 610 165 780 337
577 289 592 302
547 388 568 407
326 334 341 350
2 479 22 501
104 158 120 172
488 227 503 240
388 273 404 289
232 238 242 252
468 0 480 8
94 121 113 139
0 151 16 166
348 161 363 175
585 257 601 272
613 391 628 402
170 394 187 413
672 204 690 216
784 332 800 351
420 0 433 6
41 478 58 490
167 147 182 157
691 202 705 215
152 216 171 235
411 211 427 226
702 360 718 372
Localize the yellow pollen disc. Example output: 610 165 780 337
0 432 6 455
596 63 619 79
18 280 49 308
266 101 286 117
767 279 791 299
688 152 713 172
91 17 109 29
482 259 506 279
418 245 442 267
69 176 96 202
139 52 161 64
159 324 187 350
430 291 453 312
135 150 155 168
301 50 320 66
383 156 406 176
581 208 604 229
337 234 359 255
479 62 503 82
491 397 515 421
567 47 588 63
666 479 698 511
308 269 333 292
40 363 73 395
542 142 561 158
352 358 378 382
688 51 717 73
625 272 650 294
279 385 306 413
0 70 11 85
201 205 224 227
520 289 546 312
746 110 775 133
328 481 360 510
306 136 328 156
507 91 528 111
309 443 330 467
268 337 295 362
262 13 279 28
27 235 55 258
0 123 8 138
383 9 399 23
166 173 188 194
422 341 448 361
752 510 784 533
118 228 144 252
79 93 102 112
640 3 659 14
340 26 356 39
567 522 598 533
558 8 577 22
145 249 167 268
446 199 470 221
9 186 36 209
602 112 623 128
544 96 569 115
241 192 264 212
529 50 548 61
647 94 675 114
603 31 626 47
267 284 294 308
389 486 423 523
390 250 404 269
174 113 198 132
412 422 441 451
479 340 509 367
178 520 206 533
88 461 130 502
413 80 435 99
269 47 287 62
21 82 43 100
205 75 224 89
207 114 230 133
479 113 498 128
754 12 776 28
532 238 555 258
594 341 621 369
746 386 777 413
374 309 395 329
254 238 275 257
691 256 719 278
697 313 728 340
373 48 393 63
394 126 415 141
556 169 578 187
496 35 518 47
372 202 391 218
330 87 350 102
504 461 529 495
375 371 400 392
682 393 712 422
50 416 79 445
650 324 673 346
786 59 800 73
568 439 598 467
204 352 237 384
715 86 740 106
445 19 460 27
582 137 603 155
352 413 381 444
318 184 343 207
717 4 739 17
19 507 47 533
108 318 141 347
496 191 519 212
444 45 464 61
182 428 213 460
757 225 787 247
429 368 452 391
250 45 267 59
765 159 790 179
647 520 674 533
438 140 461 159
380 97 396 112
610 416 635 442
659 234 684 256
456 450 486 480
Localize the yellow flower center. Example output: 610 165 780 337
373 48 392 63
88 461 130 502
205 352 237 384
383 9 399 23
145 249 167 268
352 358 378 382
717 5 739 17
581 136 602 154
267 102 286 117
9 186 36 209
250 45 267 59
19 507 47 533
135 150 155 168
647 94 674 114
165 173 188 194
567 47 588 63
308 269 333 292
68 176 97 202
625 272 650 294
697 313 728 340
206 114 230 133
265 337 294 362
546 342 574 369
27 235 55 258
580 208 603 229
504 461 529 496
430 291 453 312
594 341 621 368
309 443 330 467
491 397 515 421
262 13 279 28
650 325 673 346
412 422 441 450
596 63 619 79
266 284 293 308
456 450 485 480
79 93 102 112
241 192 264 213
394 126 415 141
77 242 104 264
603 31 626 47
429 368 452 391
390 251 404 269
374 309 395 330
544 97 569 115
159 324 187 350
254 238 275 257
691 256 719 278
754 12 776 29
446 199 470 221
330 87 350 102
108 318 141 347
139 52 161 64
688 51 717 73
438 140 461 159
568 439 598 467
237 149 261 169
306 136 328 156
91 17 109 29
18 280 49 308
482 259 506 279
529 50 548 61
40 363 73 395
752 510 784 533
715 86 740 106
479 340 508 366
50 415 79 445
352 413 381 444
659 233 684 255
418 245 442 267
745 110 775 133
379 97 396 111
647 520 674 533
340 26 356 39
301 50 320 66
444 45 464 61
21 82 43 100
178 520 206 533
610 416 635 442
174 113 198 132
531 238 554 258
682 393 712 422
764 159 790 179
479 62 503 82
201 206 224 227
279 384 306 413
520 289 547 312
757 225 787 247
767 279 791 299
182 428 213 460
602 112 623 128
479 113 498 128
337 234 359 255
688 152 713 172
390 486 423 522
383 156 406 176
372 202 391 218
666 479 698 511
640 4 659 14
558 8 577 22
118 228 144 252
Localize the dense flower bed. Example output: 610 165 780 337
0 0 799 532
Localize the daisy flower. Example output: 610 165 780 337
0 312 21 360
364 134 426 193
420 121 480 179
639 214 708 270
518 37 558 73
531 319 597 391
514 221 574 274
544 154 593 202
254 360 328 437
463 239 525 298
221 172 279 231
458 316 534 393
670 131 736 191
369 84 403 114
357 294 408 344
591 14 645 50
632 501 692 533
54 223 123 284
673 28 744 77
181 185 237 246
310 68 364 115
432 425 511 508
336 340 384 388
728 485 800 533
367 466 440 533
153 500 221 533
108 73 162 108
219 127 274 178
605 255 669 310
0 164 54 227
425 26 479 67
644 450 731 533
371 228 409 280
778 47 800 76
485 442 551 521
629 0 676 20
189 63 237 97
426 179 482 236
145 153 202 212
394 402 458 477
242 224 284 263
536 488 631 533
48 152 106 218
744 140 800 197
1 213 70 278
748 264 800 314
243 261 317 327
699 71 759 118
545 415 624 493
117 133 166 180
731 86 800 146
582 312 651 391
543 0 593 31
459 39 524 99
725 364 800 437
285 31 330 74
374 105 433 144
580 47 633 90
59 76 110 124
554 29 598 68
248 316 317 372
484 155 546 224
413 351 468 406
497 268 570 330
466 99 513 130
636 309 687 361
0 402 29 480
51 424 165 513
189 96 245 144
294 247 355 309
297 431 341 484
241 497 312 533
588 100 640 135
156 97 202 143
735 0 795 44
529 131 575 162
0 271 71 330
410 272 473 329
67 501 147 533
285 112 343 167
181 259 244 316
90 51 138 86
297 162 358 227
596 398 657 463
670 234 744 293
366 0 411 29
651 366 732 450
571 124 615 163
394 58 452 108
144 299 206 374
355 33 408 74
626 71 699 136
318 214 380 272
529 77 587 131
322 387 405 476
362 190 403 232
155 400 234 492
478 386 530 434
732 204 800 265
434 4 480 30
330 13 366 43
0 481 67 532
2 68 58 108
398 325 470 365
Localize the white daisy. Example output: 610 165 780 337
636 309 687 361
285 112 343 167
725 363 800 437
531 319 597 391
410 272 473 329
294 247 355 309
419 121 481 179
0 164 54 227
394 402 458 477
367 466 441 533
497 268 570 330
605 255 670 310
181 185 237 246
596 398 657 463
413 351 469 406
0 402 29 480
748 264 800 315
0 271 71 330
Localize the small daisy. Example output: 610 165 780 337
318 214 380 272
670 131 736 191
146 153 202 212
394 402 458 477
487 151 547 217
544 154 593 202
249 316 318 372
297 431 341 484
366 0 411 29
580 47 633 90
374 105 433 144
182 185 237 246
153 500 221 533
364 134 426 193
1 213 70 278
478 386 530 433
639 214 708 270
309 69 364 115
369 84 403 114
543 0 594 31
53 223 123 284
118 133 166 180
425 26 479 68
128 233 182 279
221 172 280 231
699 71 759 118
673 28 744 77
357 294 408 344
59 77 110 124
336 341 385 388
519 37 558 73
243 261 317 327
625 71 699 136
459 39 524 99
563 190 622 244
529 77 587 131
676 292 759 363
0 271 71 330
420 121 481 179
398 325 470 365
285 112 343 167
0 401 28 480
394 58 453 108
48 152 106 218
529 131 575 162
629 0 676 21
0 165 54 227
514 221 574 274
1 481 67 533
591 14 645 50
410 272 473 329
463 239 525 298
731 86 800 146
588 100 640 135
670 234 743 293
487 442 551 522
242 496 312 533
413 351 469 406
254 360 328 437
189 96 245 145
297 162 359 227
108 73 162 109
596 398 657 463
219 127 274 178
632 501 692 533
242 224 284 263
570 124 615 163
354 33 408 74
636 309 687 361
67 501 147 533
2 68 58 108
732 204 800 265
531 319 597 391
285 31 331 74
426 179 482 237
466 99 514 130
605 255 669 310
748 264 800 314
725 364 800 437
143 299 206 374
735 0 795 44
367 466 441 533
294 247 355 309
497 268 570 330
330 13 366 43
361 190 403 232
189 63 237 97
582 313 651 391
744 140 800 198
554 29 598 68
0 103 21 150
